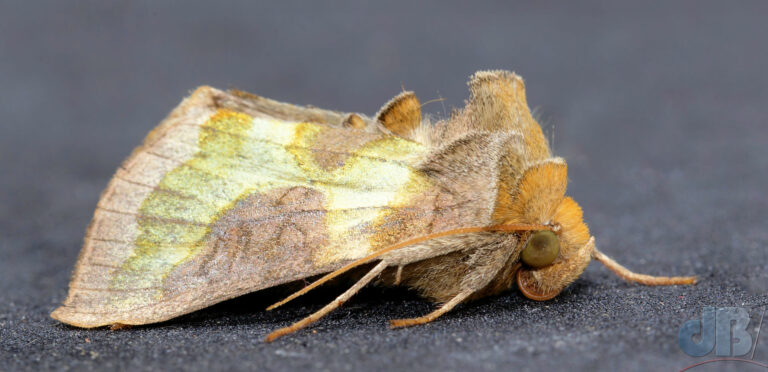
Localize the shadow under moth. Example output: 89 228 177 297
52 70 696 341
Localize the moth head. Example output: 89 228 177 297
493 158 593 301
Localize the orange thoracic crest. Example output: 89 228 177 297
52 70 696 341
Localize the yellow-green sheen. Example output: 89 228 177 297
110 110 430 297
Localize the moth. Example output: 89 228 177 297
51 70 696 341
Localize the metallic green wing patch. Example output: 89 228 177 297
109 110 431 309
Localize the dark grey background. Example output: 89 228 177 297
1 1 767 371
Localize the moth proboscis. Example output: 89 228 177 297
51 70 696 342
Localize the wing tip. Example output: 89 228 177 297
50 306 107 329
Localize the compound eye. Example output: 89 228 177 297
521 230 560 268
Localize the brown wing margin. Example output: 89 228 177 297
144 85 364 148
51 86 422 328
53 86 364 328
223 89 375 130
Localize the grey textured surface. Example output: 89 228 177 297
1 1 767 371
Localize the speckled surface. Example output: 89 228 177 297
1 1 767 371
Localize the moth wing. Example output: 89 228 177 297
218 88 348 127
51 87 467 328
223 88 378 131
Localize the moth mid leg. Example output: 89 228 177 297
389 240 516 329
389 288 474 328
264 261 389 342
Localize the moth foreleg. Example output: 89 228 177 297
264 260 389 342
389 289 473 328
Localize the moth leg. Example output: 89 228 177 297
593 247 697 285
109 323 132 331
389 289 472 328
265 261 388 342
390 240 516 329
394 265 404 285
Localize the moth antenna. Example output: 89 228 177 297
592 246 697 285
266 223 549 311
